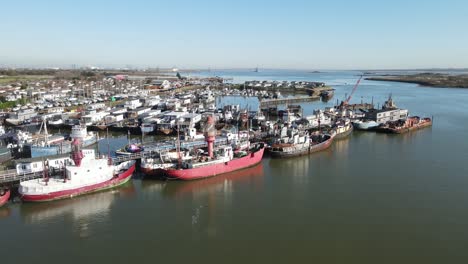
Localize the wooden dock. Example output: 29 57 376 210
260 96 319 107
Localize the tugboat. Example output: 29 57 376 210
19 138 136 202
0 188 10 207
150 116 266 180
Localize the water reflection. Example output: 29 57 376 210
0 207 12 219
20 183 136 238
140 178 166 199
162 163 265 199
333 136 351 155
161 164 264 238
269 156 310 182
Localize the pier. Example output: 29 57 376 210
259 96 319 107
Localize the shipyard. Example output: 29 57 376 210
1 67 465 264
3 1 468 262
0 68 434 204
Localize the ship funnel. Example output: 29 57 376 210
203 116 217 158
71 138 84 167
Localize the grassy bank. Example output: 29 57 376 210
0 75 53 85
366 73 468 88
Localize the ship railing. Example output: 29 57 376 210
0 169 19 183
0 168 60 184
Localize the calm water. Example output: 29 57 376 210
2 70 468 263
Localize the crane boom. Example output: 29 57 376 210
345 75 363 104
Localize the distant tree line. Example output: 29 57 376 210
0 69 58 76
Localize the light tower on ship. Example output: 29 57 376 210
71 138 84 167
203 116 217 158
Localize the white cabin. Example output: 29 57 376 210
87 103 106 111
81 111 109 126
15 149 96 174
124 99 142 110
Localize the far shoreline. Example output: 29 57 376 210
366 73 468 89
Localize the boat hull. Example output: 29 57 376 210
158 146 266 180
0 189 10 207
334 125 354 139
375 120 432 134
141 166 157 176
352 121 379 131
21 163 136 202
269 136 333 158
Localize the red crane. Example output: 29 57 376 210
340 75 363 108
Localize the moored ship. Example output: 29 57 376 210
144 116 266 180
375 116 432 134
25 124 97 158
0 188 10 207
353 95 409 131
320 89 334 101
268 132 333 158
332 119 353 139
19 138 136 202
352 120 379 131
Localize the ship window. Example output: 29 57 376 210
74 172 77 175
99 167 102 169
22 165 26 170
87 170 90 172
33 164 37 168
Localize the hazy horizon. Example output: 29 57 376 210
2 0 467 70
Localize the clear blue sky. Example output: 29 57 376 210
1 0 467 69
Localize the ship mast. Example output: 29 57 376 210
43 117 49 146
176 120 182 168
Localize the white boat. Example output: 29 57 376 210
352 120 379 130
332 119 354 139
48 118 64 126
70 125 98 146
19 141 136 202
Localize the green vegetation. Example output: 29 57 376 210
366 73 468 88
0 101 17 110
0 69 57 76
0 97 30 110
0 75 52 85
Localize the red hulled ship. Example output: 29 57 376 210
145 116 266 180
19 138 136 202
0 188 10 207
